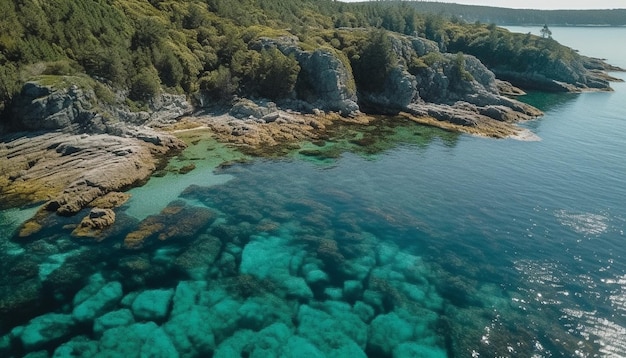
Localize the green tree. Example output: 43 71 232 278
352 29 396 93
199 66 237 101
540 24 552 39
254 48 300 100
454 52 474 82
129 67 161 101
0 62 20 112
132 17 167 49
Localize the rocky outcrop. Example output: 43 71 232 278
88 192 131 209
71 208 116 239
1 77 188 233
10 81 96 131
0 129 185 222
253 33 542 132
229 99 279 120
496 80 526 96
493 54 623 93
188 110 371 155
357 32 543 129
359 67 417 113
254 37 359 115
9 77 193 133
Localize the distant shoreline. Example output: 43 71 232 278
500 24 626 27
407 2 626 27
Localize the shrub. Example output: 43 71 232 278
255 48 300 100
129 67 161 101
199 66 237 101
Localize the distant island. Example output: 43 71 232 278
406 2 626 26
0 0 623 233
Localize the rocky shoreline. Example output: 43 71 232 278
1 32 623 237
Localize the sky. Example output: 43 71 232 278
338 1 626 10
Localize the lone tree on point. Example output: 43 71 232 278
541 24 552 39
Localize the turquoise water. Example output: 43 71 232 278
1 28 626 357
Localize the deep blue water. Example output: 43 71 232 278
1 28 626 357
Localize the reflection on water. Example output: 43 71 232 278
520 91 580 112
555 210 610 236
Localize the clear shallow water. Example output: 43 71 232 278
1 28 626 357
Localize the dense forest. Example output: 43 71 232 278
0 0 602 115
407 2 626 26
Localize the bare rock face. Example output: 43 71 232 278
293 48 360 115
10 81 96 131
254 37 359 116
8 77 193 134
359 67 417 113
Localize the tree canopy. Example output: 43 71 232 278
0 0 595 113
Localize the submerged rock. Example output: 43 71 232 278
213 322 326 358
213 329 255 358
139 326 179 358
93 309 135 337
392 342 447 358
237 295 293 331
53 336 99 357
297 304 367 357
368 312 414 356
131 288 175 322
20 313 76 351
173 234 222 280
240 234 315 299
97 322 175 358
124 201 216 249
0 277 43 322
164 306 216 357
72 281 123 323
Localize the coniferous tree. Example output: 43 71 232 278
353 29 396 93
540 24 552 39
